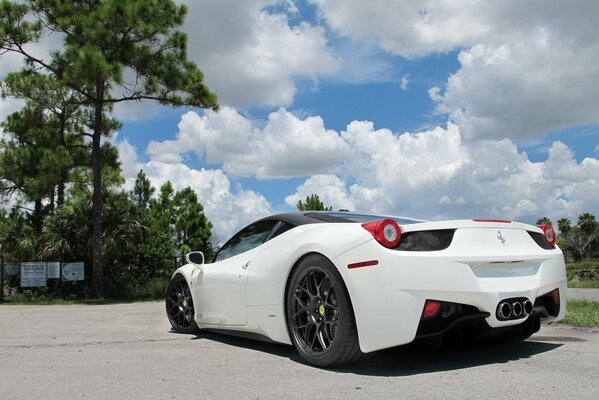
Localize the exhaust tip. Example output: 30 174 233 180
523 299 533 315
512 301 523 318
498 302 512 320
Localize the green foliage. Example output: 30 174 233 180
132 169 155 209
0 171 215 300
566 259 599 288
577 213 597 235
0 72 92 212
173 187 213 258
535 217 552 226
557 218 572 235
546 213 598 261
0 209 39 260
296 194 333 211
1 0 218 298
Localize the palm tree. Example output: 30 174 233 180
536 217 552 226
557 218 572 235
577 213 597 235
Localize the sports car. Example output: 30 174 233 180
165 211 566 367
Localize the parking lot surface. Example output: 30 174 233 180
0 301 597 399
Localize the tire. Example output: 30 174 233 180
165 274 199 334
286 254 363 367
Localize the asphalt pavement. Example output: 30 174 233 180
0 301 597 400
567 287 599 301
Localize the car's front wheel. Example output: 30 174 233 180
286 254 363 367
165 274 199 334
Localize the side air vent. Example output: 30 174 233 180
396 230 455 251
528 231 555 250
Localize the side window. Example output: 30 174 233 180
267 221 294 240
214 220 278 262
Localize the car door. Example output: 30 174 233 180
195 220 278 326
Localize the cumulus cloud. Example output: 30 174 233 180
284 122 599 224
118 139 271 239
284 174 354 210
433 36 599 139
146 107 351 179
145 105 599 225
310 0 599 140
181 0 338 107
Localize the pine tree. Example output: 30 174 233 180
1 0 217 297
296 194 333 211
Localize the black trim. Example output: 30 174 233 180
396 229 455 251
415 312 490 339
528 231 555 250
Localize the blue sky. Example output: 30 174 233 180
2 0 599 238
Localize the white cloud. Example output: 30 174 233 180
145 103 599 226
310 0 599 140
433 37 599 139
146 106 351 179
182 0 338 108
285 122 599 225
284 174 354 210
400 74 410 90
118 139 271 239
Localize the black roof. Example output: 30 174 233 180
255 211 422 226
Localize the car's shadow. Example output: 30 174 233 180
183 330 564 377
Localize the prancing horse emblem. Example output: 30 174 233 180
497 230 506 245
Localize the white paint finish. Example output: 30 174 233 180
169 216 566 354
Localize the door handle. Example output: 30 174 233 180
242 261 250 270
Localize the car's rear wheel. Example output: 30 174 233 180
165 274 199 334
286 254 363 367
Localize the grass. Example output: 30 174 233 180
564 299 599 327
566 259 599 288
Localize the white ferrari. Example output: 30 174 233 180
165 211 566 367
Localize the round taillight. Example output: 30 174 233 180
362 219 402 248
538 224 556 247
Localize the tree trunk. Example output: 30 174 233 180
57 177 65 207
91 82 104 299
57 111 66 207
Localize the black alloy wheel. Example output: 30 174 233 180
166 274 199 333
286 254 363 367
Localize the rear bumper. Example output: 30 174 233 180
334 240 567 353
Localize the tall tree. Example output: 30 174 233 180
577 213 597 235
296 194 333 211
535 217 552 226
557 218 572 235
1 0 217 297
0 73 91 219
131 169 154 210
173 186 213 259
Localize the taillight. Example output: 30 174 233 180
361 219 402 248
550 288 560 305
538 224 556 247
422 300 442 319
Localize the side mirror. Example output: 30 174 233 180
185 251 205 266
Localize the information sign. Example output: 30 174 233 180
20 262 47 287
